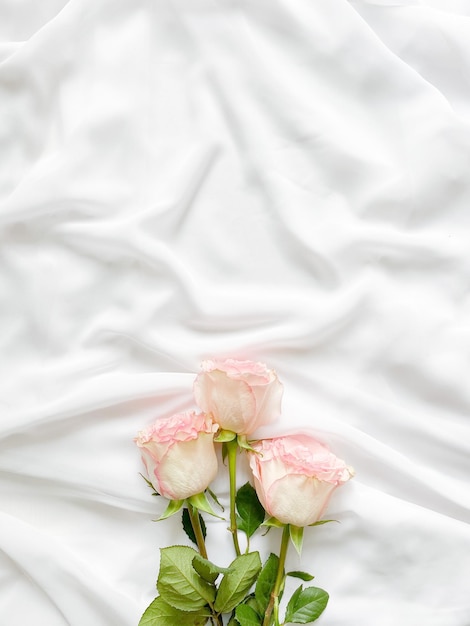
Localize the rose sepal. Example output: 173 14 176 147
214 429 237 443
205 488 225 514
261 516 284 529
188 492 225 520
289 524 304 555
237 435 258 452
156 499 185 521
139 472 160 496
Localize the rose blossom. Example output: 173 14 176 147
193 358 283 435
249 435 354 527
135 411 219 500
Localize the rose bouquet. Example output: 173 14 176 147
135 359 353 626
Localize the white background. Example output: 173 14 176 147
1 1 470 624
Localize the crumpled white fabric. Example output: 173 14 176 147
1 0 470 624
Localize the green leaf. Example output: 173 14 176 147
138 596 210 626
214 429 237 442
157 499 185 521
157 546 216 611
188 492 224 519
235 603 262 626
244 594 260 612
284 585 329 624
287 571 314 582
192 554 230 584
182 508 207 546
289 525 304 555
255 553 279 615
236 483 265 539
309 519 338 527
285 585 302 618
214 552 262 613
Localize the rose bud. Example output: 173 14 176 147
136 411 218 501
248 435 354 527
193 358 283 435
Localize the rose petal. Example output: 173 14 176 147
157 434 219 500
194 369 257 433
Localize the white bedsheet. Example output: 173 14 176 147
1 1 470 624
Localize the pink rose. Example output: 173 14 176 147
135 411 219 500
249 435 354 527
193 359 283 435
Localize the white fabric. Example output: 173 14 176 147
1 0 470 624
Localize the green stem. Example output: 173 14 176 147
263 525 290 626
227 439 242 557
187 506 223 626
187 503 208 560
